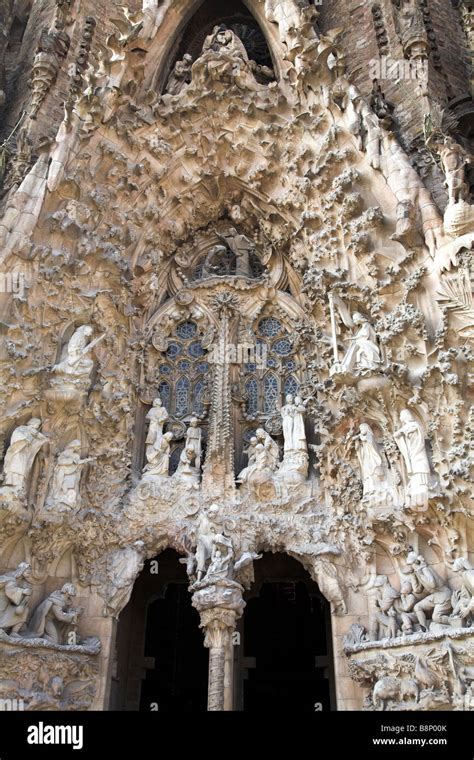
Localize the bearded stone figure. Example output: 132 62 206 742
394 410 431 506
0 563 33 636
1 419 48 493
353 423 390 502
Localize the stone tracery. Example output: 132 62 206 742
0 0 472 712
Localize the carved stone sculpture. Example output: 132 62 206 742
394 410 431 507
165 53 193 95
142 0 169 39
218 227 254 277
103 541 147 618
352 423 392 504
29 19 70 119
281 394 307 453
184 418 202 470
0 563 32 635
340 313 381 375
50 326 104 396
174 445 200 488
46 440 94 511
194 504 220 582
237 436 258 484
191 25 263 91
429 135 471 207
143 431 173 479
369 576 401 640
450 558 474 626
26 583 83 645
405 552 452 631
1 419 48 492
145 396 169 459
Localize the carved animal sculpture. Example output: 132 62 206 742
373 676 419 710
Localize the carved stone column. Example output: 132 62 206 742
192 579 245 711
201 294 238 499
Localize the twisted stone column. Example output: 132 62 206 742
192 580 245 711
201 609 236 711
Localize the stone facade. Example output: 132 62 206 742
0 0 472 711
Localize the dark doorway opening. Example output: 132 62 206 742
239 553 335 712
111 549 207 712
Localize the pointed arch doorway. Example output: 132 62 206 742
110 549 208 712
236 553 337 712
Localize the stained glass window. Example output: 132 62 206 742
158 381 171 410
175 377 190 416
263 373 279 413
284 375 299 397
176 321 197 339
273 338 293 356
243 315 300 417
193 380 206 415
258 317 282 337
169 445 183 475
154 321 210 419
188 341 205 358
166 342 182 359
245 378 258 415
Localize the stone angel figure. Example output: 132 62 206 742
51 325 105 393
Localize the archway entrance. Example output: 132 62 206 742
237 553 336 712
111 549 207 712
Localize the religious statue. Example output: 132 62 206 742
191 25 262 91
174 445 200 488
1 419 48 492
145 396 169 461
340 313 382 375
0 562 33 636
194 504 220 582
46 440 95 511
165 53 193 95
245 440 278 501
263 0 318 61
201 532 234 585
280 394 308 453
255 428 280 470
143 431 173 478
450 557 474 626
104 541 147 618
26 583 83 645
237 436 258 484
184 418 202 469
435 135 470 206
405 551 452 631
394 410 431 506
51 325 105 393
398 580 418 634
390 199 417 245
202 244 229 277
142 0 169 39
352 423 392 503
369 576 401 640
218 227 254 277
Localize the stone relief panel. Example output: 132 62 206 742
0 0 472 710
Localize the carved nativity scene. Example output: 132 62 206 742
0 0 472 711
